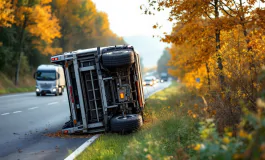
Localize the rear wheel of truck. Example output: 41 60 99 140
101 50 135 69
110 114 143 133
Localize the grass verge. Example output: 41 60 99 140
77 82 203 160
0 86 35 95
0 72 35 95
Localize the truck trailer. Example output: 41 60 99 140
51 45 145 134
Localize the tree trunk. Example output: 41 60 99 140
15 16 28 86
214 0 225 90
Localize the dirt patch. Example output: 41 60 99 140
44 130 93 139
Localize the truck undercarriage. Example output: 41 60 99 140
51 45 145 134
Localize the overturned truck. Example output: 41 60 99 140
51 45 145 134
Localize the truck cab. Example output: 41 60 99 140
34 65 65 96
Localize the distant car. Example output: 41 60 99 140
143 76 156 86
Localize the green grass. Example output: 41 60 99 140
0 86 35 95
77 82 201 160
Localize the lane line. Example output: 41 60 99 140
28 107 38 110
13 111 22 114
1 113 10 116
0 92 34 99
64 134 100 160
48 102 58 105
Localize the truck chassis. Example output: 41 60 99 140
51 45 145 134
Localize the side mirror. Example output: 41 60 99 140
57 73 60 79
33 72 36 79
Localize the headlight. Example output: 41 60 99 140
52 88 56 92
36 88 40 92
143 82 146 85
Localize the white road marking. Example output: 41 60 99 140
28 107 38 110
64 134 100 160
0 92 33 99
48 102 58 105
13 111 22 114
1 113 10 116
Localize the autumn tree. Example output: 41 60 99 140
0 0 14 28
145 0 265 130
8 0 61 85
52 0 125 52
0 0 125 86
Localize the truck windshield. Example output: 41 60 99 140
36 71 56 81
144 77 153 81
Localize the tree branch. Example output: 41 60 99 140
220 5 234 17
205 11 213 20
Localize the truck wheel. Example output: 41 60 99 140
101 50 135 68
110 114 143 132
36 93 40 96
59 87 63 96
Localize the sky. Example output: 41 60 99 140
92 0 172 67
92 0 172 36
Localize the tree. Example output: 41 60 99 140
52 0 125 51
0 0 125 86
12 0 61 85
143 0 265 129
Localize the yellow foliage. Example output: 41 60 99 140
193 143 205 151
9 0 62 53
27 5 61 43
0 0 14 27
222 137 230 144
239 130 248 138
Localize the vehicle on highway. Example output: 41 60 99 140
51 45 145 134
160 72 168 82
34 65 65 96
143 76 156 86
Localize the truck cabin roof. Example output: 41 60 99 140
37 65 61 71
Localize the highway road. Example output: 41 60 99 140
0 81 171 160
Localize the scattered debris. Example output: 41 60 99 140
44 130 92 139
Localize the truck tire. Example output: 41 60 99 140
36 93 40 96
110 114 143 132
101 51 135 68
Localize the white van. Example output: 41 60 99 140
34 65 65 96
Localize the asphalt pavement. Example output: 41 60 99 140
0 81 171 160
